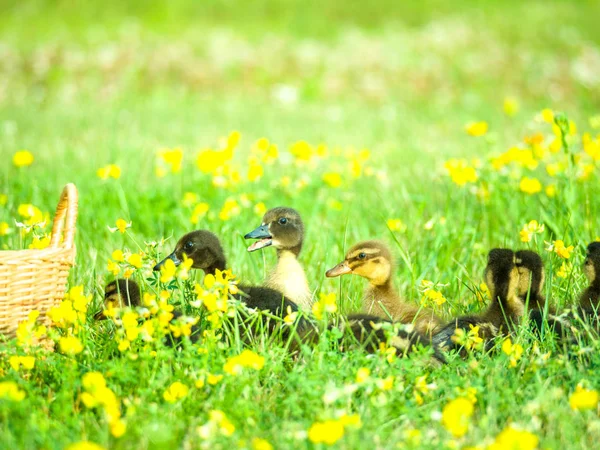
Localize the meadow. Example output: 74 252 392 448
2 0 600 448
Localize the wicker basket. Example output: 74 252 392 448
0 183 78 337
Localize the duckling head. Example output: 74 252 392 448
326 240 393 287
245 207 304 255
584 241 600 285
95 279 141 319
153 230 226 274
515 250 545 300
484 248 518 301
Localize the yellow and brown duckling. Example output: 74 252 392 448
515 250 547 312
95 279 142 320
154 230 305 332
244 207 312 310
433 248 521 352
325 240 442 336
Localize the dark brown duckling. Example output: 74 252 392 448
337 314 446 364
244 207 312 310
154 230 306 332
325 240 442 336
579 241 600 316
96 279 202 346
433 248 521 352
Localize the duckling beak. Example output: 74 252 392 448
326 261 352 278
244 225 272 252
153 251 182 271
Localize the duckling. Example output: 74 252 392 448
295 313 445 364
579 241 600 316
96 279 203 346
94 279 141 320
325 240 442 336
515 250 547 311
337 314 446 364
154 230 305 331
244 207 312 310
514 249 568 337
433 248 521 352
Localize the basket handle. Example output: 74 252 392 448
50 183 78 249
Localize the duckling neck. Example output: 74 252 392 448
204 257 227 276
266 249 312 310
486 287 523 328
363 279 400 318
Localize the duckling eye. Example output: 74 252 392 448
184 241 194 251
278 217 288 225
358 252 366 259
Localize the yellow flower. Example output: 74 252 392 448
489 425 538 450
308 420 345 445
182 192 199 207
224 350 265 375
205 410 236 437
28 234 50 249
312 292 337 320
557 261 571 279
503 98 519 117
157 147 184 173
247 159 264 182
207 373 223 385
163 381 189 403
219 198 241 221
545 184 557 198
290 140 315 162
465 121 488 137
254 202 267 216
519 177 542 195
64 441 106 450
323 172 342 188
127 253 143 269
0 381 26 401
9 355 35 371
501 338 524 367
569 384 599 411
252 438 273 450
17 203 46 226
59 336 84 355
546 240 574 259
111 249 124 262
541 108 554 123
160 258 177 283
107 259 120 276
356 367 371 383
13 150 34 167
108 219 131 233
97 164 121 180
110 418 127 438
387 218 405 232
0 222 12 236
444 159 478 186
190 202 210 224
441 397 474 437
519 220 545 243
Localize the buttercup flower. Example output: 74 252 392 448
546 240 574 259
163 381 189 403
569 384 599 411
519 177 542 195
465 121 488 137
441 397 474 437
13 150 34 167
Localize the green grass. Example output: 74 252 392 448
1 1 600 449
